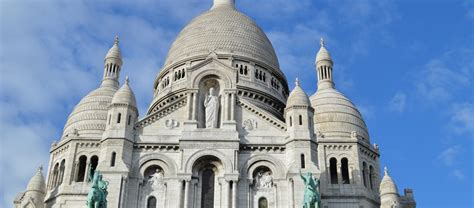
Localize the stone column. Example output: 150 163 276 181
184 179 191 208
84 161 91 182
177 180 183 208
191 91 198 121
230 93 235 120
337 162 342 184
187 92 193 120
232 180 238 208
223 92 229 121
226 180 231 208
289 178 294 208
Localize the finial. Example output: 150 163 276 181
320 37 325 47
212 0 235 9
114 35 119 45
295 78 300 86
384 166 389 175
125 76 129 85
38 165 43 172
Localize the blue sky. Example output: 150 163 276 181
0 0 472 207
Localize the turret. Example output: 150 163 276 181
285 79 317 171
380 167 401 208
101 36 122 88
14 166 46 208
315 38 334 90
104 76 138 140
99 76 137 207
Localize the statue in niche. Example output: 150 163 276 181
204 87 220 128
255 170 273 189
147 169 164 188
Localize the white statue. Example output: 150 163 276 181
147 169 164 187
204 87 220 128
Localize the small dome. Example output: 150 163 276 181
26 166 46 193
111 77 137 108
105 36 122 60
287 79 310 107
310 88 369 140
315 38 332 63
380 167 399 195
62 85 118 138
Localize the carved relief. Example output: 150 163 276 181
254 170 273 189
147 169 164 189
243 119 257 130
165 119 179 129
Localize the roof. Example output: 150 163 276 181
163 2 281 74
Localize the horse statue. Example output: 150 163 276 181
300 170 321 208
86 171 109 208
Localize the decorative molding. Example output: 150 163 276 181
136 97 187 129
237 99 286 131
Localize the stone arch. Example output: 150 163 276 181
191 62 234 89
184 149 233 174
241 154 286 180
138 153 178 178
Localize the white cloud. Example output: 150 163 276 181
452 169 465 180
389 92 407 113
450 103 474 137
438 145 461 166
416 49 473 103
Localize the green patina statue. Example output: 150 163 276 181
300 170 321 208
86 170 109 208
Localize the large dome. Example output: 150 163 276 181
310 88 370 141
163 4 281 74
62 85 118 138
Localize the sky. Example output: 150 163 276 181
0 0 473 207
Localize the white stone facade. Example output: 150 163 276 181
15 0 416 208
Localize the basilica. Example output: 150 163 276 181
14 0 416 207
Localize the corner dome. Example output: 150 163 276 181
163 3 281 74
26 167 46 193
62 85 118 138
111 77 137 108
287 80 310 106
105 36 122 60
310 88 369 140
315 39 332 64
380 167 399 195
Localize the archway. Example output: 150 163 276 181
192 155 225 208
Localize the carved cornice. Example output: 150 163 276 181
239 144 286 153
237 99 286 131
137 95 187 129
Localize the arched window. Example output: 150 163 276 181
59 159 66 185
147 196 157 208
117 113 121 123
300 154 305 169
76 155 87 182
258 197 268 208
299 115 303 125
341 158 350 184
369 165 374 190
89 156 99 181
289 116 292 127
51 163 59 188
330 158 338 184
108 114 111 125
110 152 116 167
128 115 132 125
362 162 368 187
